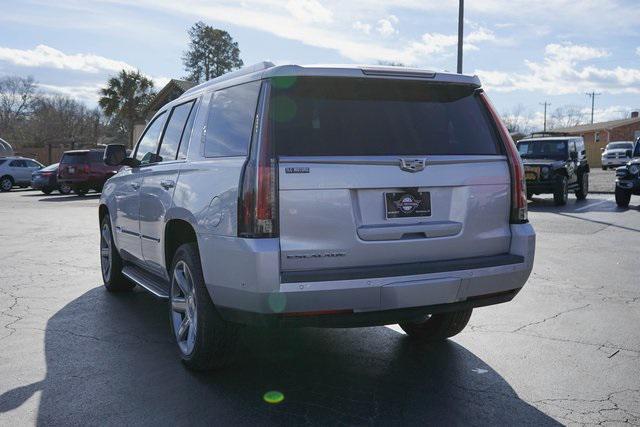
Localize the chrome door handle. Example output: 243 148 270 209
130 182 140 190
160 180 175 190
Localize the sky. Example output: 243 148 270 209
0 0 639 129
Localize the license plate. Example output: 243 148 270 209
68 167 75 174
525 172 537 181
385 190 431 219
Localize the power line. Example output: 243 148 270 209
586 92 602 124
540 101 551 132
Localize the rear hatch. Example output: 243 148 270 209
271 77 512 272
58 152 91 179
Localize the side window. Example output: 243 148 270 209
177 101 197 160
158 100 195 162
204 81 261 157
10 160 25 167
88 151 104 162
135 112 167 165
25 160 41 168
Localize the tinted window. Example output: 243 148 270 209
61 153 89 164
135 112 167 164
159 100 195 162
270 77 501 157
607 142 633 150
205 81 261 157
88 151 104 162
9 160 26 167
25 160 42 168
517 140 567 160
41 163 58 172
177 102 197 160
0 160 6 166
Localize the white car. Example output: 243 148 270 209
601 141 635 170
0 156 44 191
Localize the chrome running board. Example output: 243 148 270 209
122 265 170 299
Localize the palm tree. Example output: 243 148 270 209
98 70 155 148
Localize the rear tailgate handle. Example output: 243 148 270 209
357 221 462 241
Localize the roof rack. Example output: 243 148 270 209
528 131 574 137
183 61 275 96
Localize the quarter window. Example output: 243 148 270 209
135 112 167 164
158 100 195 162
204 81 261 157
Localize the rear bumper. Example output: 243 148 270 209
526 180 555 193
202 223 535 327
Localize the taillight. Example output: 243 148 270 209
82 164 90 174
238 82 278 238
479 91 528 224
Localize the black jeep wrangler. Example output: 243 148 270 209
614 140 640 208
516 136 590 205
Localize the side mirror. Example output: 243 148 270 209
104 144 140 167
104 144 127 166
570 151 578 160
600 147 605 152
626 149 632 158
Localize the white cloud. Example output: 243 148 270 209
38 83 103 104
0 44 135 73
352 21 371 35
376 17 398 37
286 0 333 24
477 43 640 95
636 47 640 56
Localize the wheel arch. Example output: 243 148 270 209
98 204 109 226
164 219 199 276
0 174 14 184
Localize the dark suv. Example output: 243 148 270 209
57 149 120 195
614 140 640 207
517 136 590 205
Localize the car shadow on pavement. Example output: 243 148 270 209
36 194 101 202
0 287 560 425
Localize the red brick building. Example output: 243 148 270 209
552 112 640 167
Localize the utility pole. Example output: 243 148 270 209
457 0 464 74
540 101 551 132
586 92 601 124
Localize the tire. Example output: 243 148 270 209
601 166 607 171
0 176 13 192
526 191 533 200
75 187 88 196
575 173 589 200
169 243 239 371
615 186 631 208
58 183 72 195
553 176 569 206
400 309 473 341
100 216 135 292
42 188 53 195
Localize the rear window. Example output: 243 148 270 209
41 163 58 172
60 153 89 164
269 77 501 157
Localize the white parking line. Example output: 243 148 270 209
574 198 613 212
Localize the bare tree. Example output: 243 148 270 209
549 106 585 129
0 76 38 139
501 104 533 135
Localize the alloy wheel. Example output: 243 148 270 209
1 178 12 191
100 223 112 281
171 261 198 356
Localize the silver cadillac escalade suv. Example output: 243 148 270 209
99 62 535 370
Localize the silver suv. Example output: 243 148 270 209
99 63 535 370
0 156 44 191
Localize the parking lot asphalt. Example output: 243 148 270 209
0 189 639 425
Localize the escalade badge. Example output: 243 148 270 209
399 158 426 172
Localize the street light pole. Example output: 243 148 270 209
457 0 464 74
